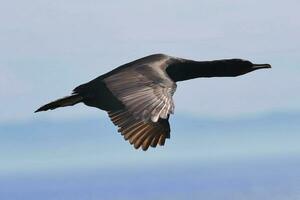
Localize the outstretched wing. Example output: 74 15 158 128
108 109 170 151
103 66 177 123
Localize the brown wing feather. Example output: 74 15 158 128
108 109 170 151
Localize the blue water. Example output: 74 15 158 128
0 113 299 199
1 158 300 200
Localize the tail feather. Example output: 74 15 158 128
35 94 83 113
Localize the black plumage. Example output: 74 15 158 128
35 54 271 151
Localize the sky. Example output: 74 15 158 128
1 0 300 123
0 1 300 199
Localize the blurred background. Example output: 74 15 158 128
1 0 300 199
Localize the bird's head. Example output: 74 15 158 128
166 57 271 81
225 59 271 76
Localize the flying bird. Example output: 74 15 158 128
35 54 271 151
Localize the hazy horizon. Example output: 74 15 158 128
1 112 300 200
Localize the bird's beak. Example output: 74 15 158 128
252 63 272 70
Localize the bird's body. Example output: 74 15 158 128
36 54 271 151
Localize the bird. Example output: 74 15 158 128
35 54 271 151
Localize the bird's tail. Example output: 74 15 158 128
35 94 83 113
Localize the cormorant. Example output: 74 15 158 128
35 54 271 151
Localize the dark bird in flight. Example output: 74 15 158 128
35 54 271 151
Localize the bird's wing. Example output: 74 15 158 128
103 66 177 123
108 109 170 151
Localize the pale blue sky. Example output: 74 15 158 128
1 2 300 199
0 0 300 122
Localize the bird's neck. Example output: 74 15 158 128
166 59 237 82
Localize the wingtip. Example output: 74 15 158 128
134 145 149 151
